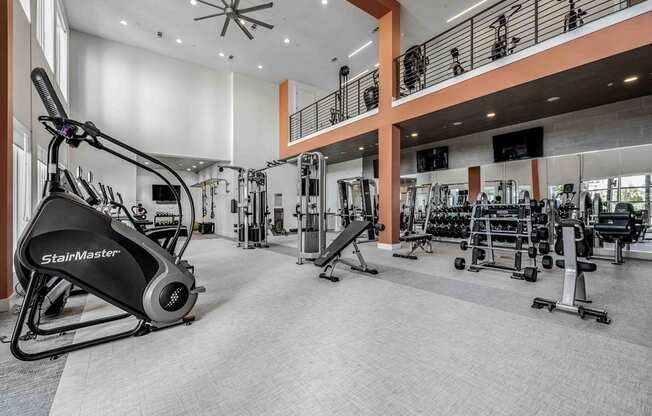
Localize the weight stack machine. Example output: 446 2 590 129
297 152 326 264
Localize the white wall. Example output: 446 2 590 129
288 80 328 114
136 168 200 229
69 30 232 161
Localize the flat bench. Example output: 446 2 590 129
393 233 433 260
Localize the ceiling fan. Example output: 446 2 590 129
194 0 274 40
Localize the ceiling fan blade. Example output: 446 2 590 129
233 0 240 9
233 16 254 40
238 14 273 30
237 2 273 14
197 0 225 10
194 12 226 21
220 17 230 37
219 0 230 7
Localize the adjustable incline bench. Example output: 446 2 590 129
314 220 380 282
393 233 433 260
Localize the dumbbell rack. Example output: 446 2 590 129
460 200 539 281
427 205 472 244
154 212 181 227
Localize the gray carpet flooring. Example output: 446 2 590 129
1 235 652 415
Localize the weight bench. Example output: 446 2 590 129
594 203 637 264
314 220 378 282
393 233 433 260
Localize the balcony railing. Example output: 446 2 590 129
396 0 639 99
289 69 378 142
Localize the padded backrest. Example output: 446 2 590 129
554 219 591 258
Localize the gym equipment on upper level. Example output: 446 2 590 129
297 152 326 264
331 66 350 126
532 219 610 324
363 71 379 111
558 0 587 32
450 47 465 77
403 45 429 93
10 68 204 361
489 4 521 61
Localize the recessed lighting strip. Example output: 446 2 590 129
348 40 373 58
447 0 488 23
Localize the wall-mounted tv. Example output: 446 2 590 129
416 146 449 173
152 184 181 203
493 127 543 162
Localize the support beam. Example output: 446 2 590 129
468 166 481 202
346 0 400 19
377 124 400 248
531 159 541 200
378 6 400 112
278 80 289 156
1 0 13 302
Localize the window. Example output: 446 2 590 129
19 0 31 22
55 6 69 100
12 120 32 276
581 174 652 223
36 0 55 70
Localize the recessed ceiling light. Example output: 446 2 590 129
190 0 197 5
607 82 614 87
486 112 496 118
192 165 197 169
144 161 149 165
321 0 328 5
120 20 128 26
187 168 191 171
257 64 263 69
453 121 462 126
284 38 290 44
547 96 561 102
176 38 183 44
324 156 329 159
199 161 205 165
348 40 373 58
624 76 639 83
359 146 365 151
447 0 488 23
218 52 225 57
411 132 418 138
178 163 183 166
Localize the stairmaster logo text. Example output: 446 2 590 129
40 249 122 265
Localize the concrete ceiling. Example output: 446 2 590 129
61 0 502 91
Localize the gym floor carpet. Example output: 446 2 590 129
1 235 651 416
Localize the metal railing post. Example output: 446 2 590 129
299 111 303 138
315 101 319 132
469 18 474 70
357 78 361 115
534 0 539 44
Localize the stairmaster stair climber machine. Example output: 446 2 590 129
10 68 205 361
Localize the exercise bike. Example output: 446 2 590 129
10 68 205 361
558 0 587 32
490 4 522 61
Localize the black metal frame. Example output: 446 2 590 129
396 0 636 99
288 0 642 142
289 69 379 142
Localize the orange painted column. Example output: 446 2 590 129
378 124 401 246
376 5 401 247
1 0 13 301
468 166 481 202
278 80 289 157
531 159 541 201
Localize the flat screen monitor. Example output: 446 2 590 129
152 184 181 203
416 146 449 173
493 127 543 162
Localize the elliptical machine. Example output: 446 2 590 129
10 68 204 361
490 4 522 61
558 0 587 32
